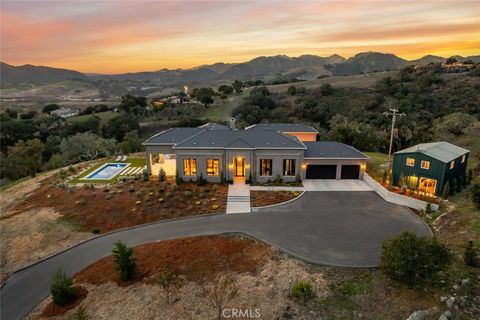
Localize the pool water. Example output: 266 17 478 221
84 163 129 180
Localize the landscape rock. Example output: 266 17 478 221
406 310 428 320
443 310 452 318
438 315 448 320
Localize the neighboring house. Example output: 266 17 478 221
50 107 80 119
392 142 469 196
143 122 368 183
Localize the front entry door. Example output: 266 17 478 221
234 158 245 177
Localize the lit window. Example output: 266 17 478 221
420 161 430 170
260 159 272 176
206 159 219 176
283 159 295 176
406 158 415 167
461 155 466 163
449 161 454 169
183 159 196 176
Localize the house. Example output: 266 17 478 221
143 122 368 183
392 142 469 196
50 107 80 119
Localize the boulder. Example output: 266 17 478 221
406 310 428 320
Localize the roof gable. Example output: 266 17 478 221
225 138 255 149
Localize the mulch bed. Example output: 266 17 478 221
74 235 271 285
41 286 88 317
250 191 300 207
12 177 228 233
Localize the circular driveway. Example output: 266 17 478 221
1 191 431 320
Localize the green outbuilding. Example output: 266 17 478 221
392 142 469 196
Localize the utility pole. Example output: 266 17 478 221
383 107 406 162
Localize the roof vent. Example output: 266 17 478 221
211 142 215 145
282 143 287 146
266 142 270 146
192 142 197 145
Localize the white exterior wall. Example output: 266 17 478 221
254 149 304 183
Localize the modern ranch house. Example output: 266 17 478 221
143 121 368 183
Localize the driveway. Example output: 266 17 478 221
303 179 373 191
1 191 431 320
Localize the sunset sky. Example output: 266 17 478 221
1 0 479 74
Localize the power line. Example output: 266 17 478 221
383 107 406 162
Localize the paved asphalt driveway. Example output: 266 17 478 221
1 191 431 320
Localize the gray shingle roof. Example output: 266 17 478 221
143 128 203 145
245 123 318 133
394 142 469 163
304 141 369 159
174 130 306 149
197 122 230 130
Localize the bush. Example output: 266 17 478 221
380 231 452 287
470 179 480 209
92 228 100 234
171 183 178 192
142 170 150 182
159 168 166 182
59 169 67 179
112 241 137 282
464 241 479 267
51 269 76 306
291 280 314 305
175 170 182 184
73 305 89 320
184 190 192 197
197 173 207 186
220 170 226 184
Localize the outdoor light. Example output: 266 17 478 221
245 164 250 169
301 163 307 169
228 163 234 169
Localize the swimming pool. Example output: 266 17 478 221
83 163 129 180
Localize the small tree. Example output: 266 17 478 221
291 280 314 305
464 241 479 268
158 168 166 182
73 305 89 320
157 266 177 304
202 275 238 320
197 172 207 186
175 170 183 184
51 269 76 306
380 231 452 287
287 85 297 95
470 179 480 209
112 241 137 282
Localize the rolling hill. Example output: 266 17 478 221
0 62 88 86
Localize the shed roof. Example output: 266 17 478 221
245 123 318 133
303 141 368 159
394 142 469 163
174 130 306 149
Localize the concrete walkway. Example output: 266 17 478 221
303 179 373 191
226 178 251 213
1 192 431 320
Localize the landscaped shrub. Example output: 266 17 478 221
68 165 76 173
295 174 301 184
212 184 218 193
175 170 182 185
184 190 192 197
464 240 479 267
291 280 314 305
380 231 452 287
59 169 67 179
197 173 207 186
51 269 76 306
112 241 137 282
142 170 150 182
159 168 166 182
274 174 282 186
128 185 135 192
220 170 226 184
92 228 100 234
171 184 178 192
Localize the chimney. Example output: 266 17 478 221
229 118 236 130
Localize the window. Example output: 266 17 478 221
461 155 466 163
406 158 415 167
283 159 295 176
420 161 430 170
206 159 219 176
260 159 272 176
449 161 454 169
183 159 196 176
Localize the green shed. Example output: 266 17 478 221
392 142 469 196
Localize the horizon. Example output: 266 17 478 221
1 1 480 74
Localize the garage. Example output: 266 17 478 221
341 165 360 179
306 165 337 179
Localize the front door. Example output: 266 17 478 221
234 157 245 177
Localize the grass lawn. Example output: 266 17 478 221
202 92 247 122
364 151 389 181
69 157 146 184
67 111 119 123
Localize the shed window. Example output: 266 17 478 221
420 161 430 170
183 159 196 176
260 159 272 176
406 158 415 167
206 159 219 176
283 159 295 176
461 155 466 163
449 161 454 169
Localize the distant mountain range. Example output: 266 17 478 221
1 52 479 87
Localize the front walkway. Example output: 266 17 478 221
226 177 251 213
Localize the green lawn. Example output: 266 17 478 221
202 93 247 122
364 151 389 181
67 111 119 123
70 157 146 184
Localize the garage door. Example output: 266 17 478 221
306 165 336 179
341 165 360 179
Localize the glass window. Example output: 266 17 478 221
461 155 466 163
283 159 295 176
406 158 415 167
183 159 196 176
449 161 454 169
260 159 272 176
420 161 430 170
206 159 219 176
